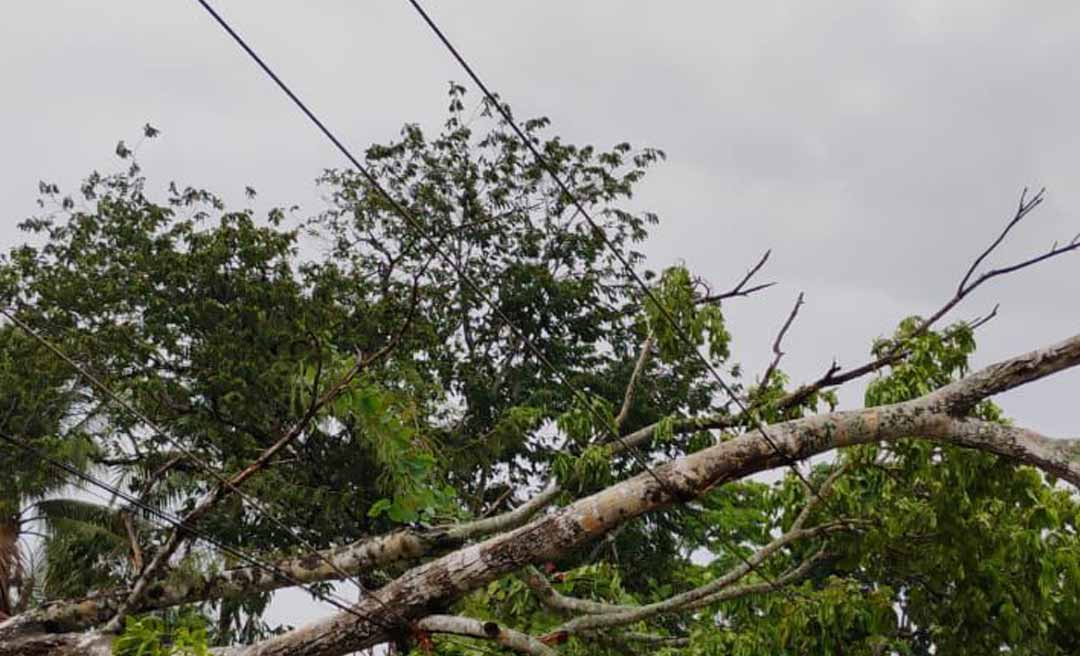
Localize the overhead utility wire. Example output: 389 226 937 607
190 0 680 501
404 0 828 502
0 430 384 627
0 307 398 631
190 0 805 600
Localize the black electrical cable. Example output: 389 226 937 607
185 0 833 625
0 430 391 629
0 306 397 630
189 0 682 504
404 0 829 504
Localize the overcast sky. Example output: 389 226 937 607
3 0 1079 632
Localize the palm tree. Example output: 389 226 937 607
0 324 134 615
0 452 141 615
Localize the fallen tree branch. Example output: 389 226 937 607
415 615 556 656
7 332 1080 655
527 463 850 625
0 484 561 635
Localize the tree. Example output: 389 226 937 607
1 86 1079 655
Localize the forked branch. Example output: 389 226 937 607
697 249 776 304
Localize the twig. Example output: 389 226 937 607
613 334 654 432
958 187 1045 295
697 249 776 304
966 303 1000 331
761 292 804 386
776 188 1076 413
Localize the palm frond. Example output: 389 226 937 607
33 498 128 537
32 497 138 599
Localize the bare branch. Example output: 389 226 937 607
697 249 776 304
684 548 830 611
521 565 623 616
614 333 654 432
775 190 1076 413
761 292 805 386
552 522 844 636
585 630 690 650
966 303 1000 331
613 632 690 648
449 482 561 540
958 187 1046 295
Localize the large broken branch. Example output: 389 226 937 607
6 332 1080 655
0 483 560 636
199 333 1080 656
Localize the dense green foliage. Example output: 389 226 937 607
113 613 209 656
0 86 1076 653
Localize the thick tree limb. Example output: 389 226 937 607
0 484 560 637
7 332 1080 655
528 464 849 629
415 615 556 656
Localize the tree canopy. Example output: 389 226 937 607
1 86 1079 656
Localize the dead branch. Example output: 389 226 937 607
613 333 654 432
767 188 1077 415
761 292 805 386
697 249 776 304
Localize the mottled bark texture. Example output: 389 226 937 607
2 333 1079 656
415 615 557 655
0 484 560 641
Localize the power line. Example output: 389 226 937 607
0 307 399 631
187 0 804 608
189 0 680 503
403 0 829 502
0 430 387 630
185 0 825 609
400 0 852 608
